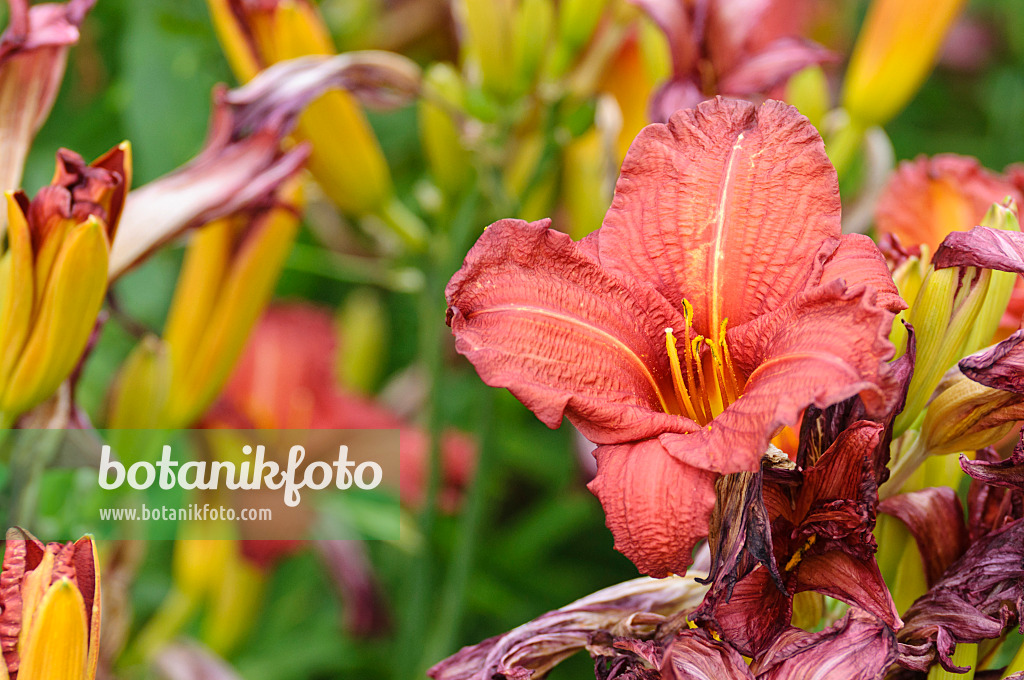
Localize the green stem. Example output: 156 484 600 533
880 432 928 500
929 643 977 680
376 196 430 252
285 242 425 293
397 189 480 680
826 118 866 181
420 387 495 671
120 587 198 668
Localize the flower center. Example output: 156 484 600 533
664 300 743 426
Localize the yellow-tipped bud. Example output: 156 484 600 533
842 0 966 127
207 0 394 216
562 127 612 239
0 146 131 425
161 188 301 428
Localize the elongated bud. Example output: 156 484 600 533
962 203 1020 354
336 288 388 395
161 195 300 428
454 0 516 98
0 145 130 424
895 203 1020 434
562 127 612 240
106 335 172 429
418 63 472 200
920 371 1020 456
895 263 990 434
889 251 928 357
512 0 554 93
206 0 397 216
842 0 966 127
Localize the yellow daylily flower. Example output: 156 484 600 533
0 145 130 425
0 529 101 680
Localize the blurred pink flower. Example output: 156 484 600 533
204 303 476 511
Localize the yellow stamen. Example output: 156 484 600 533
680 301 703 406
664 300 744 425
719 318 742 401
665 329 700 422
690 336 715 422
785 534 817 572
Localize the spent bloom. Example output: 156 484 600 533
0 144 130 425
0 0 95 202
631 0 832 122
446 97 903 577
0 529 101 680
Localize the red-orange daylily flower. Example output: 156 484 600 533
205 303 476 511
875 154 1023 255
446 97 903 578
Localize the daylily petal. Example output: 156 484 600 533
878 488 969 586
16 580 87 680
662 282 897 476
932 225 1024 274
700 464 782 604
719 38 834 98
960 435 1024 496
696 566 792 657
959 329 1024 393
875 154 1022 253
600 97 842 334
965 445 1023 540
427 576 709 680
897 519 1024 673
752 610 898 680
446 218 697 444
660 630 754 680
819 234 906 314
792 552 901 631
588 440 717 578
